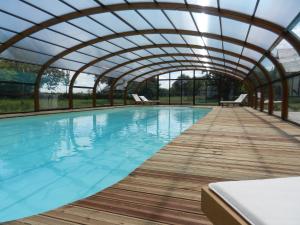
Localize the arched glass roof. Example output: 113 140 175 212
0 0 299 88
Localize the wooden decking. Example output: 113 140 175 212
6 107 300 225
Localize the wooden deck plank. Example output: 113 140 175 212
6 107 300 225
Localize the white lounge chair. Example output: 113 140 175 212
202 176 300 225
220 94 247 107
139 96 160 104
131 94 143 104
264 100 282 104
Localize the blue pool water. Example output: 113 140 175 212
0 106 210 222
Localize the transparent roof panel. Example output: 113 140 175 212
223 42 243 54
145 34 169 44
255 0 300 27
247 25 278 49
116 10 152 30
31 29 81 48
2 47 51 65
75 73 96 87
138 10 173 29
1 0 52 23
220 0 257 15
109 38 137 49
62 0 99 10
14 37 65 56
182 35 205 46
63 52 96 64
0 29 16 43
222 18 250 40
192 13 221 34
165 10 197 31
91 12 132 32
239 59 255 69
126 35 152 46
94 41 122 52
162 34 186 44
69 17 113 37
202 38 222 49
50 22 96 42
147 48 165 55
187 0 217 7
23 0 74 16
78 46 109 58
0 11 33 32
292 20 300 38
242 47 263 61
261 57 281 81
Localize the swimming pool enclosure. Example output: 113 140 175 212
0 0 299 125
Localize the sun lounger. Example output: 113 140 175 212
139 96 160 104
132 94 143 104
220 94 247 107
202 177 300 225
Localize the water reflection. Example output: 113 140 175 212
0 106 210 222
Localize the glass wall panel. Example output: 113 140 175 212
126 81 140 105
96 77 112 106
271 39 300 76
0 82 34 113
194 79 207 104
159 80 169 104
39 68 72 110
263 85 269 113
170 80 181 104
261 57 281 81
182 79 194 104
288 75 300 124
137 77 158 102
273 81 283 117
113 79 127 105
0 60 39 113
73 87 93 108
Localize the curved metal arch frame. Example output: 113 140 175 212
31 29 281 110
1 2 299 54
122 67 253 106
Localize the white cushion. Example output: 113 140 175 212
209 177 300 225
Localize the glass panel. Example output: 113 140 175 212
116 10 152 30
165 10 197 31
24 0 74 16
2 47 52 65
224 54 239 63
271 39 300 76
255 0 299 27
96 76 113 106
109 37 137 48
64 52 96 64
254 66 267 85
194 79 206 104
145 34 169 44
273 81 282 117
195 70 207 78
0 11 33 32
52 59 84 71
288 75 300 124
223 42 243 54
50 22 96 42
91 12 132 32
159 73 170 79
39 69 72 110
126 35 152 46
182 35 204 46
187 0 217 7
113 79 127 105
239 59 255 69
32 29 81 48
0 82 34 113
73 87 93 108
15 37 65 56
62 0 99 9
1 0 52 23
242 47 263 61
247 26 278 49
79 46 109 58
163 34 186 44
0 29 16 43
74 73 96 87
182 79 193 104
94 41 122 52
139 10 173 29
193 13 220 34
137 77 158 102
222 18 250 40
0 60 38 83
263 85 269 113
292 20 300 38
203 37 222 49
70 17 113 37
261 57 280 81
170 79 181 104
220 0 257 15
159 80 169 104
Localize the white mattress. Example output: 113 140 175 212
209 177 300 225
